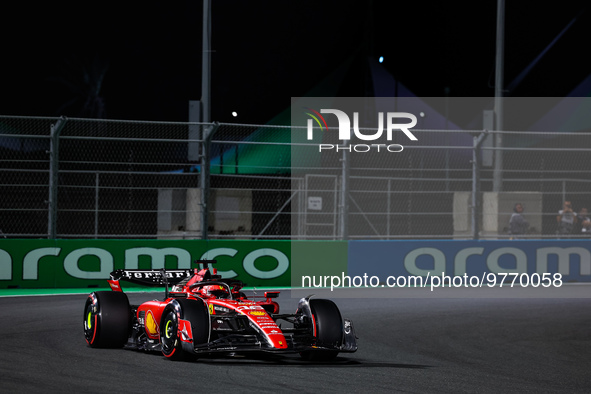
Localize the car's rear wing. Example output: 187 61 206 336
108 269 194 293
107 260 218 293
110 269 194 286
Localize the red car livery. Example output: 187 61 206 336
83 260 357 361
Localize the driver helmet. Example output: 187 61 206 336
201 284 230 299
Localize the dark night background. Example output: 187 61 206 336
1 1 589 124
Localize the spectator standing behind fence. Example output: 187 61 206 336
509 203 529 238
556 201 577 235
575 207 591 235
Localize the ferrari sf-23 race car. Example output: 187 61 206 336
83 260 357 361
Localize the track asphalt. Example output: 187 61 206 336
1 289 590 393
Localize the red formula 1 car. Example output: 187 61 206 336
83 260 357 361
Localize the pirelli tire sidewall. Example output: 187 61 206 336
160 298 210 360
83 291 131 348
301 298 344 361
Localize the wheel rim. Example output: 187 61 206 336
84 301 97 344
161 311 177 355
165 319 173 339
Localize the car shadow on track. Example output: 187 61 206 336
129 348 432 369
185 355 431 369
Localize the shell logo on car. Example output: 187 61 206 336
145 311 158 336
249 311 265 316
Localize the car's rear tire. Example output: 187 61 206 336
160 298 209 361
300 299 343 361
83 291 131 348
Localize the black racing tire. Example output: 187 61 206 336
301 299 343 361
83 291 131 348
160 298 210 361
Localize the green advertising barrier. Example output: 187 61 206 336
290 241 349 288
0 239 296 289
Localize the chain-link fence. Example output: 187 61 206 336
288 126 591 239
1 115 591 239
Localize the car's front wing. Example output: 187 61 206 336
183 318 358 355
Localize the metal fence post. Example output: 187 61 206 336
492 0 504 193
47 116 67 239
95 172 99 238
339 141 349 240
472 130 488 240
200 122 219 240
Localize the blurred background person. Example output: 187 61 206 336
575 207 591 236
509 203 529 239
556 201 577 236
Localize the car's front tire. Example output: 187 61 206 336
160 298 210 361
300 299 344 361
